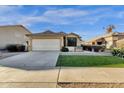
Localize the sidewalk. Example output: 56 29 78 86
0 66 124 87
59 67 124 83
0 66 59 88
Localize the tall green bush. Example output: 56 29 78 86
111 48 124 58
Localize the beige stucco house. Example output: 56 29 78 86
88 32 124 49
0 25 31 51
27 30 83 51
0 25 83 51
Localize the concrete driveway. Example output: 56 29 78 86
0 52 24 60
0 51 59 70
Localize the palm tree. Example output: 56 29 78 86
106 25 116 34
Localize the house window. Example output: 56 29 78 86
67 37 77 46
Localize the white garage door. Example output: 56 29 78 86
32 39 60 50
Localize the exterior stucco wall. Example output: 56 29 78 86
104 36 113 49
0 26 31 50
105 35 124 49
60 36 64 47
116 39 124 48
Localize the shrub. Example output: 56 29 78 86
111 48 124 58
17 44 25 52
111 48 118 56
61 47 69 52
6 44 25 52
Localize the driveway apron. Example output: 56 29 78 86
0 51 59 70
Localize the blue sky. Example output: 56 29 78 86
1 5 124 41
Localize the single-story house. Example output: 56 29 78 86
0 25 31 51
0 25 83 51
88 32 124 49
27 30 83 51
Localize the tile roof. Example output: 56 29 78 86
28 30 65 36
27 30 82 41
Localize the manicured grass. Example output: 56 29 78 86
56 55 124 67
101 64 124 68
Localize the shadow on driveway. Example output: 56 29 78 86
0 51 60 70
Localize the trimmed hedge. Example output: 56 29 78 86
6 44 25 52
111 48 124 58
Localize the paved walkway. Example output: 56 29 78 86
0 51 59 70
0 67 124 87
60 51 112 56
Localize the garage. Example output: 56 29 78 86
32 39 61 51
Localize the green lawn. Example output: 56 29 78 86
56 55 124 67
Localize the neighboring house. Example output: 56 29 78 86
0 25 32 51
27 30 83 51
88 32 124 49
116 39 124 48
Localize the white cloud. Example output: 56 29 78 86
0 6 24 25
0 6 16 12
0 6 124 27
43 8 89 17
116 11 124 18
21 8 89 25
0 6 22 15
